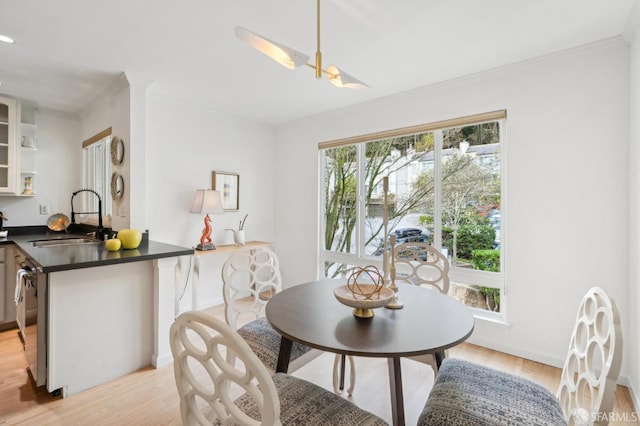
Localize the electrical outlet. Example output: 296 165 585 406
39 204 50 215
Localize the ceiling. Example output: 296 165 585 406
0 0 636 125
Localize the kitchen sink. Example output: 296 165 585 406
30 238 101 248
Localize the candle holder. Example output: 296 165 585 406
386 234 404 309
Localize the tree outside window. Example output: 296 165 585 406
321 117 503 313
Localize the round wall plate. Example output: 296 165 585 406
111 136 125 165
111 172 124 201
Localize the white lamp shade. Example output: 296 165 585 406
190 189 224 214
235 26 310 70
326 65 370 89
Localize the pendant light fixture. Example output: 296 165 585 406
235 0 369 89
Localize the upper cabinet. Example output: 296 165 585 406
0 96 38 196
0 96 19 194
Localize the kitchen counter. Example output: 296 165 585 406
1 226 193 397
3 232 193 273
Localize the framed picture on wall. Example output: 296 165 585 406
212 171 239 211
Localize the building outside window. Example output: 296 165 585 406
319 111 505 319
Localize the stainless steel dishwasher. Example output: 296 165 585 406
15 251 47 387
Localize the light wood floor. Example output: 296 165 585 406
0 305 637 425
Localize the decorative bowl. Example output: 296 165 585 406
334 284 394 318
117 229 142 249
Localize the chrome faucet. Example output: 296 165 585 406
71 188 103 237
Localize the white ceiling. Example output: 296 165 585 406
0 0 636 125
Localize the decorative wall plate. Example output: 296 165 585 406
111 172 124 201
111 136 125 165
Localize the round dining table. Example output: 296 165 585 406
265 278 475 426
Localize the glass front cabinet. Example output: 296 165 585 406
0 96 19 194
0 96 35 196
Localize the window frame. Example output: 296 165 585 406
318 111 507 322
81 128 112 223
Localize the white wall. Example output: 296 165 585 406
628 12 640 410
78 80 278 311
80 74 131 231
0 108 80 226
275 39 633 380
145 92 276 308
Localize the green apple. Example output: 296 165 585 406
105 238 122 252
117 229 142 249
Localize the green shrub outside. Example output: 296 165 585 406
471 249 500 272
472 249 501 311
440 225 495 260
456 225 495 259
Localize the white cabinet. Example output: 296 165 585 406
0 96 19 194
0 97 37 196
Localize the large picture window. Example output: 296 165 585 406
319 111 505 318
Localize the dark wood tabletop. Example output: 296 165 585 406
266 278 475 358
266 278 475 426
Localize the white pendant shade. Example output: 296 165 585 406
234 0 369 89
326 65 370 89
190 189 224 214
235 26 309 70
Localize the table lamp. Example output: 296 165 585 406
190 189 224 250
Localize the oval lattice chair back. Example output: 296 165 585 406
392 241 450 373
418 286 623 426
170 311 388 426
392 242 450 294
222 246 282 330
557 287 623 424
221 246 356 395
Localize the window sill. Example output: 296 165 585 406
472 312 511 328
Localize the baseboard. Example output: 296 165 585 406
177 297 223 314
0 321 18 332
629 380 640 414
196 297 223 311
467 335 637 402
467 335 565 369
152 351 173 368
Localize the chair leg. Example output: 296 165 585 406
339 354 346 390
434 351 445 371
332 354 357 396
346 355 356 397
332 354 342 393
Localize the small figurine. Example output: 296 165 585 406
200 215 212 247
22 176 33 195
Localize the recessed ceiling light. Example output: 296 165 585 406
0 34 16 44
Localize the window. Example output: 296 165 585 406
319 111 505 318
81 128 112 222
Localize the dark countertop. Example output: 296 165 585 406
1 227 193 273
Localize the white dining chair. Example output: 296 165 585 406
418 286 623 426
391 241 450 372
170 311 388 425
222 246 356 394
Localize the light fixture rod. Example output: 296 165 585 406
305 62 338 79
315 0 322 79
